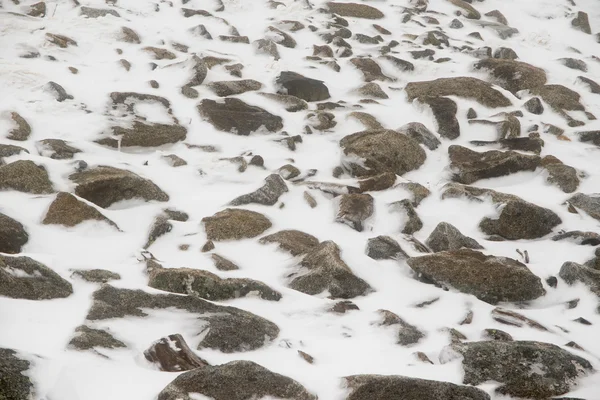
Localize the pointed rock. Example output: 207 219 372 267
260 230 320 256
480 200 561 240
426 222 483 252
0 213 28 254
144 334 209 372
230 174 288 206
0 160 54 194
0 255 73 300
43 192 118 228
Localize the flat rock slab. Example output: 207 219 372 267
480 200 562 240
198 98 283 135
157 360 317 400
202 208 272 241
327 2 384 19
405 77 511 108
98 122 187 148
0 255 73 300
407 249 545 304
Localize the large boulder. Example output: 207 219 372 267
474 59 547 94
260 230 320 256
0 160 54 194
198 98 283 135
340 129 426 177
148 267 282 301
276 71 330 102
230 174 288 206
426 222 483 252
344 374 490 400
0 255 73 300
202 208 272 241
559 261 600 297
327 2 384 19
70 166 169 208
407 249 545 304
97 122 187 148
567 193 600 221
86 285 279 353
405 77 512 108
289 241 372 298
157 360 317 400
42 192 118 228
448 145 541 184
0 213 28 254
0 348 34 400
480 200 561 240
453 341 593 399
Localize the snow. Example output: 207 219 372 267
1 0 600 398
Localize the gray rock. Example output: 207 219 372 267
454 341 593 399
68 325 126 350
382 55 414 72
71 269 121 283
0 144 28 160
86 285 279 353
405 77 512 108
289 241 372 298
120 26 140 43
97 122 187 148
559 261 600 297
0 348 34 400
552 231 600 246
450 19 464 29
449 145 541 184
144 334 209 372
208 79 262 97
230 174 288 206
482 328 513 341
407 249 545 304
480 200 561 240
259 92 308 112
70 166 169 208
36 139 81 159
378 309 425 346
357 82 388 99
340 129 426 177
567 193 600 221
398 182 431 206
7 112 31 141
577 76 600 94
474 59 546 95
0 160 54 194
344 374 490 400
397 122 440 150
211 254 240 271
541 155 580 193
442 182 522 204
336 193 374 232
202 208 272 241
260 230 320 256
80 6 120 18
148 267 281 301
524 97 544 114
43 192 118 228
267 26 297 48
158 360 316 400
390 199 423 235
45 81 73 102
278 164 301 180
253 39 280 60
447 0 480 19
28 2 46 17
366 236 408 260
357 172 396 192
45 33 77 48
493 47 518 60
0 213 28 254
350 57 392 82
0 255 73 300
144 216 172 249
578 130 600 146
560 58 587 72
572 11 591 34
426 222 483 252
198 98 283 135
418 96 460 140
327 2 384 19
475 21 519 39
276 71 330 102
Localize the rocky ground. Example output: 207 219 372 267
1 0 600 399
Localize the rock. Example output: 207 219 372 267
327 2 384 19
494 47 518 60
447 0 480 19
572 11 591 34
559 261 600 297
0 160 54 194
148 267 281 301
260 230 320 256
560 58 587 72
304 191 318 208
524 97 544 114
253 39 280 60
98 122 187 148
578 76 600 94
230 174 288 206
448 145 540 184
144 216 172 249
366 236 408 260
344 374 490 400
340 129 426 177
278 164 301 180
358 172 396 192
485 10 508 25
405 77 511 108
382 55 414 72
157 360 316 400
474 59 547 95
143 46 177 60
43 192 118 228
0 213 28 254
407 249 545 304
0 348 34 400
530 85 585 113
7 112 31 141
491 308 548 331
578 130 600 146
68 325 126 350
71 269 121 283
202 208 271 241
0 254 73 300
211 254 240 271
552 231 600 246
289 241 372 298
398 182 431 206
336 193 374 232
475 20 519 39
566 193 600 221
378 309 425 346
355 33 381 45
28 2 46 17
86 285 279 353
267 26 296 48
185 55 208 87
390 199 423 235
70 166 169 208
425 222 483 252
45 81 73 102
219 35 250 44
482 328 513 341
80 6 120 18
207 79 262 97
144 334 209 372
450 18 464 29
0 144 28 160
259 93 308 112
120 26 141 43
36 139 81 159
306 111 336 131
198 98 283 135
417 96 460 140
357 82 388 99
496 137 544 154
454 341 593 399
541 155 580 193
350 57 392 82
480 200 561 240
162 154 187 167
397 122 440 150
442 183 521 204
46 33 77 48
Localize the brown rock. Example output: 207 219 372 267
43 192 118 228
